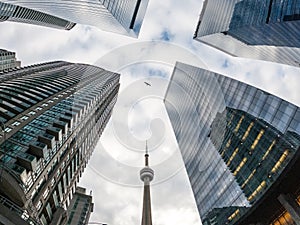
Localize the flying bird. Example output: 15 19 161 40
144 82 151 86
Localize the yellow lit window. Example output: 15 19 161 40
228 209 240 221
270 211 293 225
233 157 247 176
241 169 256 188
221 139 231 157
250 129 265 150
226 139 231 148
271 150 289 173
262 140 276 161
247 180 266 202
234 115 245 133
227 148 239 167
242 122 254 141
228 113 234 126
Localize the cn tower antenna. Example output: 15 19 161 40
140 140 154 225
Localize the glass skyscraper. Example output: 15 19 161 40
194 0 300 67
0 2 76 30
2 0 149 37
164 62 300 225
0 61 120 225
0 49 21 71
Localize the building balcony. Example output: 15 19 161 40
53 120 68 136
16 152 37 171
38 133 55 149
46 127 62 142
28 141 48 158
59 116 73 129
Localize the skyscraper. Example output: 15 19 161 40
0 2 76 30
164 62 300 225
66 187 93 225
0 49 21 71
140 142 154 225
194 0 300 67
0 61 120 225
1 0 150 37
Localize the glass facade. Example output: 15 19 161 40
0 2 76 30
164 62 300 225
194 0 300 67
2 0 149 37
0 61 120 225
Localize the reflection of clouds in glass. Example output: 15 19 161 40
165 62 249 218
2 0 149 36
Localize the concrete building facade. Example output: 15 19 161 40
0 49 21 71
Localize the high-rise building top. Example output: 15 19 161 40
2 0 150 37
0 48 21 71
140 141 154 225
194 0 300 67
165 62 300 225
0 61 120 225
66 186 93 225
0 2 76 30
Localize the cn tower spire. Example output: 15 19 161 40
140 141 154 225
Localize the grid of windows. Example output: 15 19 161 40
0 2 75 30
2 0 149 36
165 62 300 225
0 61 120 225
194 0 300 67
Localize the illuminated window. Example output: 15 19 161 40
262 140 276 161
241 169 256 188
227 148 239 166
228 209 240 221
226 139 231 148
228 113 234 126
271 211 293 225
271 150 289 173
242 122 254 141
221 139 231 157
250 129 265 150
233 157 247 176
248 180 266 202
234 115 245 133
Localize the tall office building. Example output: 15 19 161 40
66 187 93 225
164 62 300 225
1 0 149 37
0 2 76 30
0 61 120 225
0 49 21 71
194 0 300 67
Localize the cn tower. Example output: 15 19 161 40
140 141 154 225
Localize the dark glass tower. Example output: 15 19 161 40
2 0 149 37
194 0 300 67
0 49 21 71
0 2 76 30
0 61 120 225
164 62 300 225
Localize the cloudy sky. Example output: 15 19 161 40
1 0 300 225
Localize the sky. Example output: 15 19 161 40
1 0 300 225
